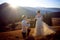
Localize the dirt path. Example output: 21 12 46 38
0 28 34 40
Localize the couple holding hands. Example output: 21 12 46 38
21 10 43 39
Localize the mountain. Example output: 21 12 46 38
17 7 36 16
35 7 60 12
17 7 60 17
0 2 60 26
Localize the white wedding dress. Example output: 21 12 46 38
35 15 43 36
34 15 55 36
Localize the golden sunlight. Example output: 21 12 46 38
7 0 19 8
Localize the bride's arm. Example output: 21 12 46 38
34 15 37 21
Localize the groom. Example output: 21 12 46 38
21 15 31 39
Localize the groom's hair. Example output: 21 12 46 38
22 15 26 19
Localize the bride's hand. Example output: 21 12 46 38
34 18 37 21
26 19 30 24
27 21 30 24
27 19 31 22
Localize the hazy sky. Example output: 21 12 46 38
0 0 60 8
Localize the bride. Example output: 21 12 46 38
34 10 43 36
34 10 55 36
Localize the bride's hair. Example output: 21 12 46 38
37 10 40 13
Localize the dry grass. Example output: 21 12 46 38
0 21 60 40
0 28 35 40
0 26 60 40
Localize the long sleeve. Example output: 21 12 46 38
22 20 30 28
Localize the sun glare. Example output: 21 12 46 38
9 4 18 8
6 0 53 8
6 0 41 7
4 0 59 8
7 0 19 8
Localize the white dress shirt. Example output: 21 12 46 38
21 19 30 32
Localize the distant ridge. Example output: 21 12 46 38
0 2 60 26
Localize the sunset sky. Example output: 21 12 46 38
0 0 60 8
